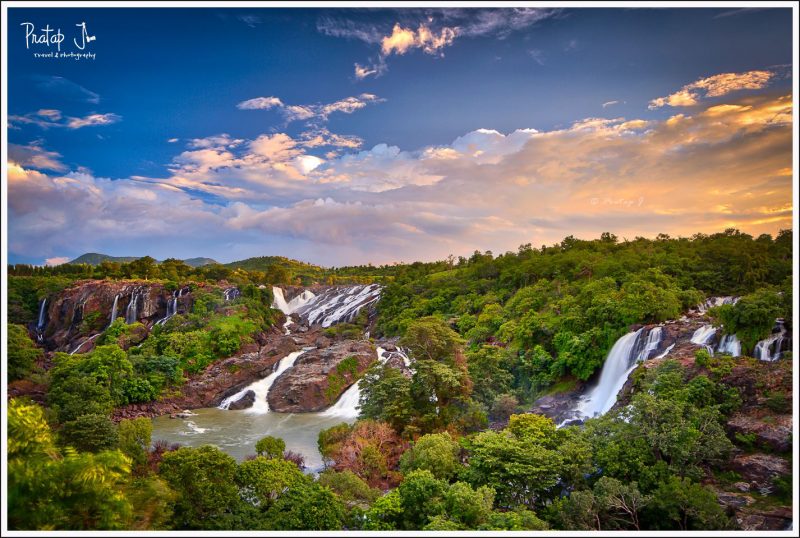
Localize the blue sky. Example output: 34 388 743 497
6 7 795 266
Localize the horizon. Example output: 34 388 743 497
6 6 795 267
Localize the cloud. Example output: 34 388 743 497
236 93 384 124
8 93 792 266
9 110 121 130
713 8 767 19
187 134 244 149
649 70 774 109
602 100 621 108
167 138 179 143
45 256 70 266
8 141 67 171
66 113 122 129
321 8 559 79
31 75 100 104
528 49 545 65
236 96 284 110
237 14 262 27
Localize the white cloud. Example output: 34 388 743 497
236 93 384 124
8 93 792 266
528 49 545 65
9 110 121 130
45 256 70 266
8 142 67 171
602 100 621 108
649 70 773 109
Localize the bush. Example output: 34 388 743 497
255 436 286 459
8 324 43 381
59 414 119 453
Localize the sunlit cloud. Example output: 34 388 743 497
9 109 121 130
649 69 774 109
236 93 384 124
8 93 792 265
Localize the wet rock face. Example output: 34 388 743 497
727 413 792 453
112 327 297 421
226 390 256 410
729 453 790 490
267 340 376 413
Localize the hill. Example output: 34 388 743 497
68 253 218 267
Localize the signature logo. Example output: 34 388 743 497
20 21 96 52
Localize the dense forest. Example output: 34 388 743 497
6 229 795 531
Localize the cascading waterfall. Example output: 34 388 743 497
36 298 47 340
691 325 717 345
218 350 305 413
754 321 787 361
156 290 180 326
109 294 120 326
69 333 101 355
272 286 316 315
224 288 241 302
696 296 739 314
575 326 664 419
322 346 392 419
293 284 382 327
717 333 742 357
125 292 140 324
37 298 47 330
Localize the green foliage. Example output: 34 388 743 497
118 418 152 469
262 483 346 530
399 432 461 481
644 476 732 530
7 323 43 380
463 415 564 508
7 399 133 530
235 456 309 508
709 288 785 352
254 436 286 459
59 414 120 453
159 445 241 529
317 469 381 509
325 355 361 404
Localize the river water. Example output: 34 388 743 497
151 407 357 471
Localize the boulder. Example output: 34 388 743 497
727 413 792 453
267 340 376 412
226 390 256 410
729 453 790 489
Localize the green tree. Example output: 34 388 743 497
399 432 461 481
60 414 119 453
7 399 133 530
235 456 309 508
118 418 152 469
644 476 732 530
8 323 42 380
159 445 241 529
254 436 286 459
263 483 346 530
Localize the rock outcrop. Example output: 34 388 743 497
112 326 297 420
267 340 376 412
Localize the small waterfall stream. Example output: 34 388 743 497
109 295 120 326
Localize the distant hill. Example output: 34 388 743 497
225 255 324 274
68 253 218 267
69 253 140 265
183 257 219 267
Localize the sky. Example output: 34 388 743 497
5 6 795 267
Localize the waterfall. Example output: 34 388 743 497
271 286 291 314
717 333 742 357
125 292 140 324
754 321 787 361
576 327 649 419
37 298 47 329
691 325 717 346
109 295 120 326
218 350 304 413
696 296 739 314
635 326 662 362
69 333 101 355
294 284 382 327
322 346 392 419
224 288 240 302
156 291 180 326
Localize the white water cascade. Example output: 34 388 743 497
125 293 140 324
69 333 101 355
717 334 742 357
218 350 305 413
224 288 241 302
754 321 788 362
37 298 47 330
271 286 316 315
109 295 120 326
696 296 739 314
293 284 382 327
576 326 664 419
156 289 182 326
322 346 392 419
